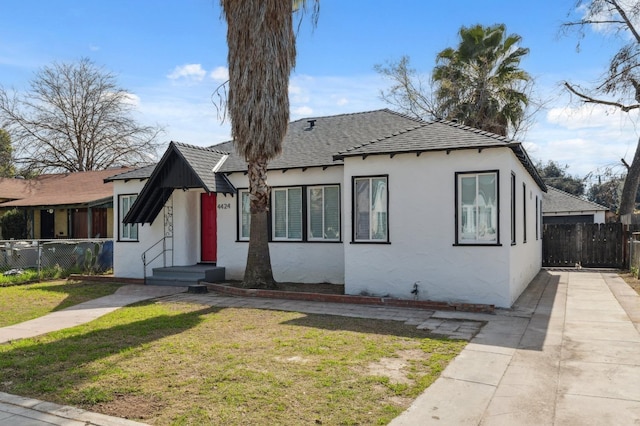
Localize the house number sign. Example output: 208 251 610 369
217 203 231 210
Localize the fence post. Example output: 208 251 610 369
37 240 41 277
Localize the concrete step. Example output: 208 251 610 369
148 264 226 285
145 276 200 287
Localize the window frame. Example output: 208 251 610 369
454 170 501 246
237 189 251 241
271 186 304 241
307 184 341 242
523 182 527 243
118 193 139 242
236 184 342 243
511 172 516 245
351 175 390 244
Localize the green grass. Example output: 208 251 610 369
0 265 87 286
0 301 466 425
0 280 124 327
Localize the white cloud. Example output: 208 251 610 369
122 92 140 107
210 66 228 82
292 106 313 117
167 64 207 82
335 97 349 106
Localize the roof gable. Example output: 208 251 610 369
124 142 236 224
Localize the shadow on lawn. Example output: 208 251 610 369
0 302 219 398
280 313 437 339
22 280 124 312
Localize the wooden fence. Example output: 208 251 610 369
542 223 640 269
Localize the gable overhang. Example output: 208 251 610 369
334 143 547 192
124 143 236 225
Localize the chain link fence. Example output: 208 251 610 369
0 239 113 276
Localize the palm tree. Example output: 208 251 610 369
220 0 318 289
432 24 530 137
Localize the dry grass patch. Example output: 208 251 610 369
620 271 640 296
0 300 465 425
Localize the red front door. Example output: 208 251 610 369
201 193 217 262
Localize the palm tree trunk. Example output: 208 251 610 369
619 137 640 222
242 157 276 288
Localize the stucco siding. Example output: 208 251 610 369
507 155 544 305
342 148 536 308
217 167 345 284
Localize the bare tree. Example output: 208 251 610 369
562 0 640 218
0 58 162 173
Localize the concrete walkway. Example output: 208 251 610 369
1 270 640 424
391 269 640 425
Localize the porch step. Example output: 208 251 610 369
147 264 225 286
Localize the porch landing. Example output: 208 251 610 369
147 264 225 287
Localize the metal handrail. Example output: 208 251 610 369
141 236 173 284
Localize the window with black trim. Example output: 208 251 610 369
523 183 527 243
308 185 340 241
511 172 516 245
272 187 303 241
119 194 138 241
536 195 540 240
456 171 499 244
353 176 388 242
237 185 341 242
238 189 251 241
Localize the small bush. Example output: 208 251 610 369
1 209 27 240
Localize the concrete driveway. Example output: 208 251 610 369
391 269 640 425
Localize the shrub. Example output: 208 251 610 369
1 209 28 240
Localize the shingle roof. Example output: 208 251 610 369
334 120 511 157
112 109 546 193
104 165 156 182
0 177 38 201
0 168 133 207
543 186 608 214
214 109 423 172
123 142 236 224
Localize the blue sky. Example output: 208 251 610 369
0 0 636 184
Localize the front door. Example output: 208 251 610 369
201 193 217 262
40 209 55 239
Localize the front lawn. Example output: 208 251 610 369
0 300 465 425
0 280 124 327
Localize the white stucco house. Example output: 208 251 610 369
107 109 546 308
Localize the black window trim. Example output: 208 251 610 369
351 174 390 244
454 169 501 247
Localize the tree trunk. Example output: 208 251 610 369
619 137 640 221
242 157 276 289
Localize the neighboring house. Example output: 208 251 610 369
542 186 609 224
0 168 132 239
108 109 546 308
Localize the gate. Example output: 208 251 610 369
542 223 639 268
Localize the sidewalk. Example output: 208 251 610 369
1 271 639 425
390 269 640 425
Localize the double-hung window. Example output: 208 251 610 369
272 187 302 240
308 185 340 241
456 171 498 244
119 194 138 241
353 176 388 242
239 190 251 241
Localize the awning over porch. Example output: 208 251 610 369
124 142 236 225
